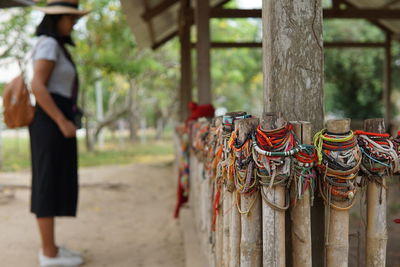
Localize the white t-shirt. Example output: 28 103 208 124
30 35 76 99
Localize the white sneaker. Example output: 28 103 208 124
58 246 82 257
39 248 83 267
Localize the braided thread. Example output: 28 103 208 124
313 129 361 211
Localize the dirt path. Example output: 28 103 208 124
0 163 185 267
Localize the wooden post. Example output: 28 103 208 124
210 116 223 267
216 181 224 267
291 121 313 267
189 134 200 232
364 118 388 267
261 2 325 265
216 114 228 267
238 118 262 267
195 0 211 105
221 112 246 267
179 0 192 121
261 112 286 267
222 186 231 267
229 120 244 267
197 120 210 256
325 119 351 267
383 33 392 132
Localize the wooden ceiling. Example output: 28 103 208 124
120 0 400 49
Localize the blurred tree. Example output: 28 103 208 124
0 9 32 64
209 18 263 116
324 19 387 119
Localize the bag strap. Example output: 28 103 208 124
21 37 49 94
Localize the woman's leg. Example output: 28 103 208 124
37 217 57 257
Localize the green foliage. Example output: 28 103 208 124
324 20 390 119
1 0 396 138
209 18 263 115
325 48 384 119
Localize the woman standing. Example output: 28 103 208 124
30 1 89 266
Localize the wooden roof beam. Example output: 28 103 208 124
324 8 400 19
211 8 261 18
324 41 386 48
152 30 178 50
142 0 179 21
188 41 387 49
382 0 400 8
210 8 400 20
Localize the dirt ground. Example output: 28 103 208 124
0 163 185 267
349 178 400 267
1 162 399 267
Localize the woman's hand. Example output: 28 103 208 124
32 59 77 138
57 118 77 138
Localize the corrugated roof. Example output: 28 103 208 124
120 0 228 49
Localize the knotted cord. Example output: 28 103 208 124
229 130 259 215
313 129 361 211
192 121 210 161
291 145 317 206
252 123 297 211
355 130 397 204
213 113 250 229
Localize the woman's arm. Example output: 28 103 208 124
31 59 76 138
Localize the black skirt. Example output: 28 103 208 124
29 93 78 218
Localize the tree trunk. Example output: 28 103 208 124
262 1 324 130
128 80 139 143
262 2 325 266
81 85 95 152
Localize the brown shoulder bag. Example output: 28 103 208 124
3 74 34 128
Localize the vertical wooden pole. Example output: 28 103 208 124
229 121 243 267
291 121 312 267
325 119 351 267
189 131 200 232
222 186 231 267
216 182 224 267
261 1 324 129
230 193 240 267
210 117 223 267
261 112 286 267
238 118 262 267
195 0 211 105
364 118 387 267
332 0 341 10
261 1 324 265
95 78 104 147
383 33 392 132
179 0 192 121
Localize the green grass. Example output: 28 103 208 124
78 141 174 167
1 134 174 172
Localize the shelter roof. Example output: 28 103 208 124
120 0 228 49
121 0 400 49
0 0 35 8
346 0 400 36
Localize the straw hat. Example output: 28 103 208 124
33 0 90 17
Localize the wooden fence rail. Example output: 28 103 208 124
178 113 394 267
